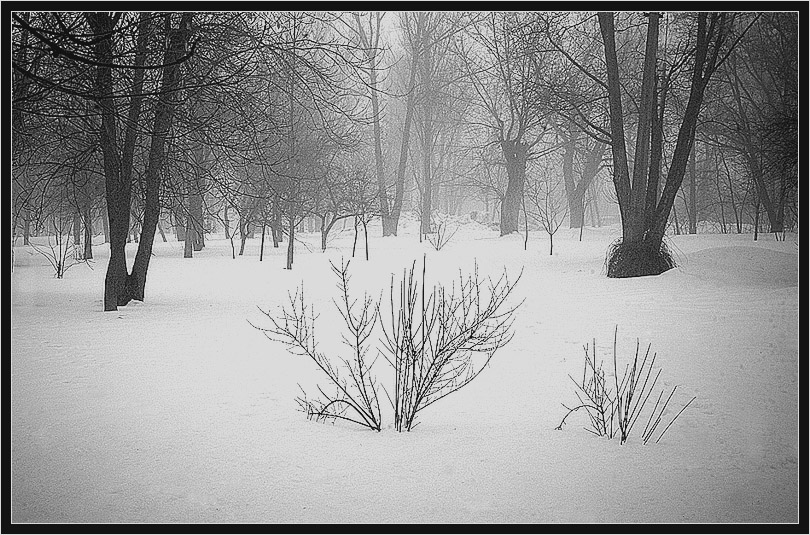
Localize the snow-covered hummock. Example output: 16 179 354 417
11 215 799 523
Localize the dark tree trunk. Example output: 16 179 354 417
363 217 369 261
175 210 187 242
188 190 204 252
352 216 359 257
184 213 194 258
421 127 433 235
272 199 282 246
73 211 82 258
499 140 528 235
355 14 393 237
286 214 295 270
239 218 248 256
389 12 424 236
83 206 93 260
561 130 580 228
23 209 31 245
600 12 726 278
86 12 137 311
101 204 110 244
129 13 193 301
320 215 329 251
688 143 698 234
645 69 668 230
259 218 266 261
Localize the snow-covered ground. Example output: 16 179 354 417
11 215 799 523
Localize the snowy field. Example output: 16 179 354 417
11 214 799 524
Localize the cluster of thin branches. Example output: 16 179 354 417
426 220 459 251
556 328 696 445
29 215 90 278
253 259 382 430
380 258 523 431
254 257 521 432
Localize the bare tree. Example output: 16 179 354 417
597 12 744 277
526 170 569 255
459 13 553 236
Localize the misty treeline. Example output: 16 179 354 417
11 12 797 305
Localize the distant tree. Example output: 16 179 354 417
459 13 554 236
526 169 568 255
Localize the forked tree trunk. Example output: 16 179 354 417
599 12 725 277
129 13 193 301
87 12 139 311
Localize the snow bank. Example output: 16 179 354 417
11 222 799 523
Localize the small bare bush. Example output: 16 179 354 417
556 328 695 445
255 257 522 432
30 214 87 278
426 220 458 251
253 259 383 431
381 258 523 431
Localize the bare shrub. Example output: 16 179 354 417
426 220 458 251
30 213 88 278
255 257 522 432
253 259 383 431
556 328 696 445
381 258 523 431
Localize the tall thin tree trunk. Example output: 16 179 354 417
101 204 109 244
352 216 359 257
561 127 581 229
363 218 369 261
688 142 698 234
286 214 295 270
83 206 93 259
259 217 266 261
420 27 434 236
355 13 393 236
23 209 31 245
389 12 424 236
129 13 193 301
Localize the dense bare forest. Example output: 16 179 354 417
11 11 797 306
